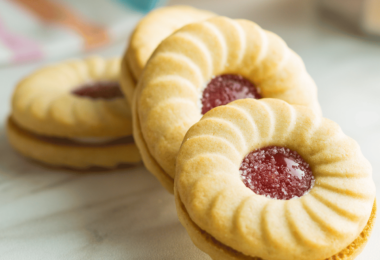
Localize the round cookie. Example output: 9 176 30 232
8 57 141 169
133 16 322 193
120 5 215 104
175 98 376 260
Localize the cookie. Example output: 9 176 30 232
176 194 376 260
7 118 140 168
8 57 140 168
175 98 376 260
133 16 322 193
120 5 215 104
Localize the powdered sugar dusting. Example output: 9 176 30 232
240 146 315 200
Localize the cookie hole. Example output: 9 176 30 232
72 81 124 100
239 146 315 200
201 74 261 115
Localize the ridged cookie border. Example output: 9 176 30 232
125 5 215 81
175 190 377 260
134 16 322 192
120 6 215 105
12 57 132 138
175 99 375 260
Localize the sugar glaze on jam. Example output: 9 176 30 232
240 146 315 200
201 74 261 114
72 81 124 100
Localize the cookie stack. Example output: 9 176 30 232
7 5 376 260
120 5 215 105
7 6 214 169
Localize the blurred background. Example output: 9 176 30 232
0 0 379 66
0 0 379 259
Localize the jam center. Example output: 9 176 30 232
72 81 124 99
201 74 261 114
240 146 314 200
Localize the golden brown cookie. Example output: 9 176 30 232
133 16 322 193
176 194 376 260
175 98 376 260
8 57 140 168
120 5 215 104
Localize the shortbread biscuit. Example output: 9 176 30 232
7 118 140 168
176 193 376 260
120 5 215 104
175 98 376 260
8 57 140 168
133 16 322 193
12 57 132 137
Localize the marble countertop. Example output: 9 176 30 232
1 0 379 259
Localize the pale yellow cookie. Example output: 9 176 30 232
9 57 141 168
7 118 140 169
175 98 376 260
120 5 215 104
133 16 322 193
176 193 376 260
12 56 132 137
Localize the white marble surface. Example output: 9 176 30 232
0 0 379 259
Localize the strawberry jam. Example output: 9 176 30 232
201 74 261 114
72 81 124 99
240 146 314 200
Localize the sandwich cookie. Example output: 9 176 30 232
120 5 215 105
8 57 141 169
175 98 376 260
133 16 322 193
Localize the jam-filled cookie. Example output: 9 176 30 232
175 98 376 260
120 5 215 104
8 57 141 169
133 16 322 193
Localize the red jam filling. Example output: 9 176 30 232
201 74 261 114
240 146 314 200
72 81 124 99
